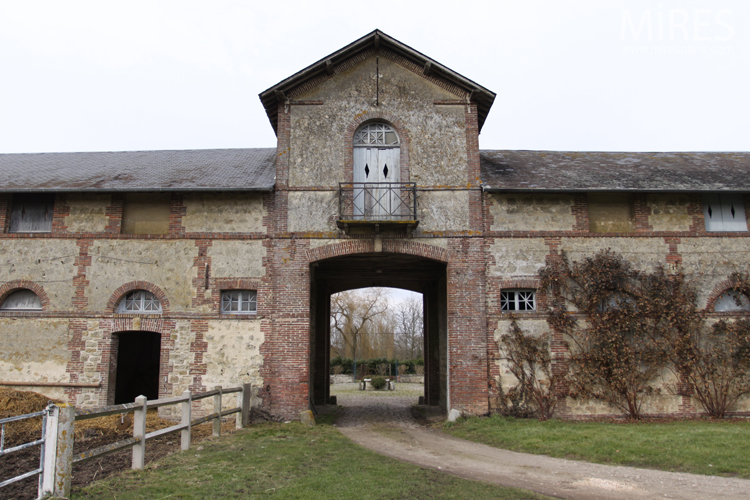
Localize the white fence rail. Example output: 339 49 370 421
0 384 251 499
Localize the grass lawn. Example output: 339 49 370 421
73 415 553 500
443 415 750 478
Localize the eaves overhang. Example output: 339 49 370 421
259 29 496 135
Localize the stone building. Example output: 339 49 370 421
1 30 749 419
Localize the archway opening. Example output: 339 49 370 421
113 331 161 404
310 252 447 411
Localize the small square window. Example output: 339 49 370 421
501 289 536 312
9 194 54 233
221 290 257 314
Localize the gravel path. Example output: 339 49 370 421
331 383 750 500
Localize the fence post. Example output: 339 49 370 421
240 383 252 428
181 390 192 451
213 386 222 438
132 395 147 470
44 403 74 498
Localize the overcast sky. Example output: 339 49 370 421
0 0 747 154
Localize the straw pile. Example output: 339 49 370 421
0 388 215 446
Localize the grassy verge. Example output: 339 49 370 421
74 416 552 500
443 415 750 478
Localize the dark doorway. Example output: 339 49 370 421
114 331 161 404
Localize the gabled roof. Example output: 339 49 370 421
259 30 496 135
0 149 276 192
480 150 750 192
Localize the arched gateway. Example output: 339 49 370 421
309 251 448 409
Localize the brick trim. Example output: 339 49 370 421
0 280 50 310
705 278 750 312
306 239 448 263
104 194 124 234
168 194 186 236
0 194 10 234
106 281 171 313
51 194 70 234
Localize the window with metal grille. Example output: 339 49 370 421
0 289 42 311
500 290 536 312
221 290 257 314
116 290 162 313
703 194 747 231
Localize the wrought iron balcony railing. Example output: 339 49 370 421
338 182 417 224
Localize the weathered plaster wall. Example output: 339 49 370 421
0 239 78 311
287 191 338 233
680 238 749 306
202 320 264 409
419 191 470 233
488 239 548 277
182 193 265 233
489 194 576 232
647 194 692 231
290 56 467 188
0 318 70 400
209 241 265 278
560 237 667 271
64 194 110 233
87 240 198 312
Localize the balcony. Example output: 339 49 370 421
338 182 418 234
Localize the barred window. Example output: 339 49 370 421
501 290 536 312
221 290 257 314
116 290 162 314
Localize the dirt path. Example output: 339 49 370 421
332 384 750 500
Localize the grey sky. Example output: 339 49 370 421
0 0 747 154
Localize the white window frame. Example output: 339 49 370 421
501 289 536 312
703 193 747 232
116 290 162 314
221 290 257 315
0 290 42 311
713 290 750 312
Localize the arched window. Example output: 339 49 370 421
116 290 162 314
714 290 750 312
0 290 42 311
352 123 401 219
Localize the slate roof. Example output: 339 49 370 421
480 150 750 192
2 148 749 193
0 149 276 192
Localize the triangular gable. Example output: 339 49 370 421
259 30 495 135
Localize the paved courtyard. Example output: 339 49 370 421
329 382 428 428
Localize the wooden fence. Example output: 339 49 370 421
2 384 251 499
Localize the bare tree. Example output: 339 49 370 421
394 296 423 359
330 288 389 361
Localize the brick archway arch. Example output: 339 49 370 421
344 112 411 183
306 239 448 264
107 281 171 314
0 280 50 310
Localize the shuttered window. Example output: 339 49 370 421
9 194 54 233
703 194 747 231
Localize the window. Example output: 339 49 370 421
122 193 171 234
116 290 162 313
0 290 42 311
221 290 257 314
703 194 747 231
714 290 750 312
501 289 536 312
9 194 54 233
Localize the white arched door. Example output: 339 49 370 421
353 123 400 219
